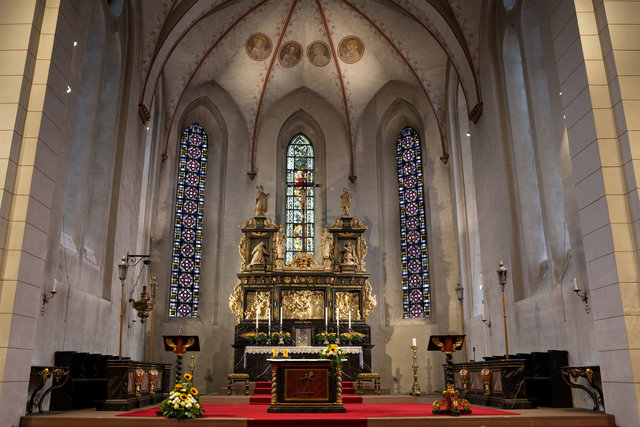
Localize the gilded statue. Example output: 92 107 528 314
341 241 357 266
274 226 285 269
229 282 243 320
238 237 248 270
255 185 270 216
340 187 352 217
249 241 269 265
358 234 368 271
320 225 333 268
363 281 377 319
287 252 321 270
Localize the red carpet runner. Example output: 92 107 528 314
249 380 363 404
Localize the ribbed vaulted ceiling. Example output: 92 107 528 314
138 0 483 173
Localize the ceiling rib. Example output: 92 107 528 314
161 0 271 159
249 0 300 179
315 0 355 183
140 0 178 100
341 0 448 159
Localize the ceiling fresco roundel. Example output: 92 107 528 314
338 36 364 64
279 41 303 68
246 33 272 61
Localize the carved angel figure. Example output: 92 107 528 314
229 282 243 320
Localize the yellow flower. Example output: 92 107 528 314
180 393 188 400
174 383 181 389
181 401 186 406
196 403 200 409
190 387 198 396
183 373 193 381
329 344 338 351
174 403 179 409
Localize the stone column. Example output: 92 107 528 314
548 1 640 425
0 0 61 424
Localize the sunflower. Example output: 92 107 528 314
174 383 181 389
190 387 198 396
183 373 193 381
180 393 188 400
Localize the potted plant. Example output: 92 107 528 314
351 332 362 344
283 332 293 345
327 333 336 344
257 332 268 345
339 333 349 343
315 333 326 345
270 332 280 344
245 332 256 344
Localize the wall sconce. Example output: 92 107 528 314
482 312 491 328
573 278 590 313
41 280 58 315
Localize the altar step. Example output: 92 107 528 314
248 380 363 404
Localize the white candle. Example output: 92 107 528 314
268 308 271 330
348 312 351 329
280 307 283 327
337 308 340 327
412 337 416 347
482 311 486 321
574 277 579 291
256 308 260 329
52 279 57 292
325 307 328 327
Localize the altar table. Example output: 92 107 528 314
266 358 346 413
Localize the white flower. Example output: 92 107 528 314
186 403 192 408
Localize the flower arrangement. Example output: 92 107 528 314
339 333 349 343
319 343 345 375
157 373 205 419
315 333 326 344
327 333 336 343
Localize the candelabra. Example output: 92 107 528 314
41 283 57 316
117 251 151 359
454 282 467 362
497 259 509 359
410 345 421 396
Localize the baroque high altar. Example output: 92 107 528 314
228 188 377 380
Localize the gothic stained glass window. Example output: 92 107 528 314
397 127 431 318
285 134 315 264
169 123 208 317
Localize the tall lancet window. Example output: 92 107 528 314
285 134 315 264
169 123 208 317
397 127 431 318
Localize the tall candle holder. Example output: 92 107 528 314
410 345 421 396
323 325 329 345
348 327 353 345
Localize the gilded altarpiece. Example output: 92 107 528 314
229 212 377 381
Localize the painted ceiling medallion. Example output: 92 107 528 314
279 41 302 68
338 36 364 64
306 41 331 67
246 33 272 61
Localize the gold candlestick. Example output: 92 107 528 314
189 353 196 376
410 345 421 396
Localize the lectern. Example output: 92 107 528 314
163 335 199 383
428 334 471 416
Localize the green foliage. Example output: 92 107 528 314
351 332 362 344
327 333 336 343
270 333 280 344
257 332 268 344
